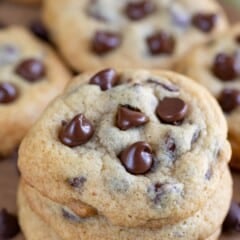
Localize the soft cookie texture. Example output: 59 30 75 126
43 0 228 71
0 26 70 156
19 167 232 240
176 24 240 169
18 69 231 228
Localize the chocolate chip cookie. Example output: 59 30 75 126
0 26 70 156
19 166 232 240
18 69 231 227
43 0 228 71
176 24 240 169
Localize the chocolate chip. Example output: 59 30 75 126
91 31 121 55
125 1 155 20
29 20 50 42
212 53 238 81
59 114 94 147
15 58 46 82
119 141 153 175
223 201 240 232
0 209 20 239
146 31 175 55
116 105 149 130
192 13 216 32
156 97 188 125
68 176 86 189
89 68 119 91
165 136 176 153
0 83 19 104
218 89 240 113
236 35 240 44
0 45 20 66
147 79 179 92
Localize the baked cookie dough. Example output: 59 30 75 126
43 0 228 71
18 69 231 227
0 26 70 156
176 24 240 169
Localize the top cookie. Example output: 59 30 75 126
43 0 228 71
176 24 240 168
19 69 230 227
0 26 70 156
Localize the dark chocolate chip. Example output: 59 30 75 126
147 79 179 92
218 89 240 113
68 176 87 189
29 20 50 42
146 31 176 55
116 105 149 130
212 53 238 81
91 31 121 55
236 35 240 44
165 136 176 153
89 68 119 91
192 13 216 32
156 97 188 125
0 83 19 104
59 114 94 147
15 58 46 82
125 1 156 21
119 141 153 175
0 209 20 239
223 201 240 232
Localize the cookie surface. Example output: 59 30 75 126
20 167 232 240
176 24 240 169
18 69 230 227
0 26 70 156
43 0 228 71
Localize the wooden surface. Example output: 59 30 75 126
0 1 239 239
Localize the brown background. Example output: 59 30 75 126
0 0 239 239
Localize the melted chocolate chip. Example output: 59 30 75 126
156 98 188 125
15 58 46 82
0 83 19 104
147 79 179 92
125 1 156 20
119 141 153 175
30 20 50 42
92 31 121 55
223 201 240 232
59 114 94 147
146 31 175 55
116 105 149 130
192 13 216 32
0 209 20 239
212 53 238 81
68 176 87 189
218 89 240 113
89 68 119 91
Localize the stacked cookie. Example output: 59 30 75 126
0 26 70 157
176 24 240 169
18 69 232 239
42 0 229 71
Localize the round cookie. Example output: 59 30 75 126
18 69 231 227
43 0 228 71
0 26 70 157
176 24 240 169
20 167 232 240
